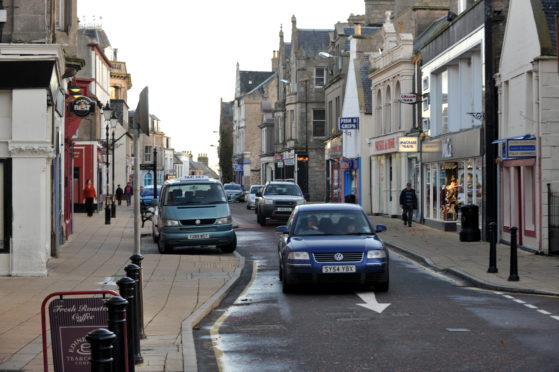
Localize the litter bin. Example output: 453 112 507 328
460 204 481 241
344 194 356 204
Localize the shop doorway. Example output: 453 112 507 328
548 184 559 255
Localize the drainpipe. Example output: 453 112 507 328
532 58 542 252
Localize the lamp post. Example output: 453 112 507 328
103 102 113 225
110 113 118 218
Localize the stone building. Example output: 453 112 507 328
0 0 80 275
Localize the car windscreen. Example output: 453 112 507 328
264 184 302 196
224 184 242 191
294 211 373 236
140 187 160 197
250 186 263 194
162 183 226 205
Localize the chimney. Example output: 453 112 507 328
197 153 209 167
354 24 362 36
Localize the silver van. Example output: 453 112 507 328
152 176 236 254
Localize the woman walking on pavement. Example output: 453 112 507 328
83 179 97 217
124 182 133 206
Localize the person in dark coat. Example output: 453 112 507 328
124 182 133 206
83 179 97 217
399 182 418 227
115 185 124 206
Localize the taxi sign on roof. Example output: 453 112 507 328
180 175 209 180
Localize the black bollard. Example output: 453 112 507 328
130 254 145 339
125 264 144 364
86 328 116 372
105 296 129 372
117 276 138 371
487 222 498 273
508 226 520 281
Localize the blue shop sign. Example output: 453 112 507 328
339 117 359 130
493 134 536 159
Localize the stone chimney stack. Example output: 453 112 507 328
197 153 209 167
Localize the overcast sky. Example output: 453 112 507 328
77 0 366 169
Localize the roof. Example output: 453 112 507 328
296 203 365 212
413 15 448 51
535 0 559 55
247 72 277 95
239 71 275 95
359 57 373 114
298 29 332 57
79 27 111 49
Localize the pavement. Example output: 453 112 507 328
0 205 558 371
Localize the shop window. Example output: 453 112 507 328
425 166 432 219
144 173 152 186
440 162 459 221
523 166 535 233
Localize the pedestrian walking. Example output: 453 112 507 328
399 182 417 227
115 184 124 206
124 182 133 206
83 179 97 217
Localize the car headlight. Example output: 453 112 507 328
162 219 180 227
296 199 306 205
288 252 310 260
264 199 274 205
367 250 387 259
215 216 232 224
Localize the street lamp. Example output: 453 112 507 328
110 113 118 218
103 102 113 225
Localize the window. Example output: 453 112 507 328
328 101 333 135
290 110 296 139
313 109 325 137
335 97 340 127
144 146 152 162
143 173 153 186
315 67 326 87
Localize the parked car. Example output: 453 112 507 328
151 176 236 254
255 181 305 225
140 185 161 209
223 183 245 202
246 185 263 210
276 203 389 293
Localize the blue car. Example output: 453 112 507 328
140 185 161 208
276 203 389 293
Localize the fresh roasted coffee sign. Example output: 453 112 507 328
48 297 108 371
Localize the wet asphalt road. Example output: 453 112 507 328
194 203 559 371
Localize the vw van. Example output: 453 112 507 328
152 176 236 254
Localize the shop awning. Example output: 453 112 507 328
492 134 535 144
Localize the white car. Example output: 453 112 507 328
246 185 263 210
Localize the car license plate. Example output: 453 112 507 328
187 233 209 239
322 265 356 273
277 207 292 212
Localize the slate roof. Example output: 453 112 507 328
359 58 373 114
343 27 379 50
79 27 111 49
284 43 292 59
538 0 559 56
247 72 277 95
239 71 274 95
413 15 448 52
298 29 332 57
189 160 219 179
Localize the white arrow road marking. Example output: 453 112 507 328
355 292 391 314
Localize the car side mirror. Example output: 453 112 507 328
375 224 387 233
275 225 289 234
256 192 263 197
152 199 159 206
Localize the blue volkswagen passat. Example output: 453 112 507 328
276 203 389 293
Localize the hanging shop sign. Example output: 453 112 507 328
339 117 359 130
400 93 418 104
398 137 418 152
70 96 95 118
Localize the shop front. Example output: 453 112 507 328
421 128 483 231
325 136 343 202
369 132 412 217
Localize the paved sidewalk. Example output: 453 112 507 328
0 205 242 372
372 215 559 296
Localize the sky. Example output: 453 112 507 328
77 0 367 169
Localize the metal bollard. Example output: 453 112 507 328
508 226 520 281
117 277 138 371
106 296 129 372
86 328 116 372
487 222 498 273
130 254 145 339
125 264 144 364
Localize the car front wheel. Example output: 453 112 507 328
158 239 172 254
219 235 237 253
